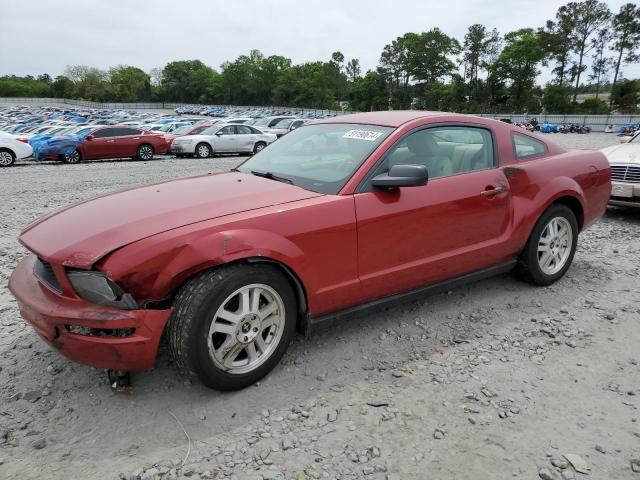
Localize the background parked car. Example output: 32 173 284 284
601 130 640 208
171 124 276 158
0 131 33 166
61 126 170 163
262 118 307 137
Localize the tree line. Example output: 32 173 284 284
1 1 638 114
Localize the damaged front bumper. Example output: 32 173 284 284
8 255 172 371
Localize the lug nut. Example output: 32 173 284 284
243 336 248 342
253 327 258 332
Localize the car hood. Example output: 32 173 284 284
20 172 323 268
601 144 640 164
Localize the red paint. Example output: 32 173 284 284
8 112 611 371
78 128 170 160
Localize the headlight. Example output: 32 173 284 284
67 270 137 310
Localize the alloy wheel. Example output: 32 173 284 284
197 144 210 158
138 145 153 160
65 150 80 163
537 217 573 276
0 151 14 166
207 284 285 374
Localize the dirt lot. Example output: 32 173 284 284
0 133 639 480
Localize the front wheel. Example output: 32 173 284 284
167 264 297 390
516 204 578 286
0 149 16 167
137 144 154 161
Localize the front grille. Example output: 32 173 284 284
34 258 61 292
611 164 640 183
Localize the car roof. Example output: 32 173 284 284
315 111 466 128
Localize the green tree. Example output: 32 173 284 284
588 28 611 99
160 60 219 103
64 65 109 101
540 5 575 87
491 29 545 111
108 66 151 102
610 3 640 93
52 75 74 98
611 79 640 113
567 0 611 100
345 59 361 82
348 70 388 111
407 28 461 85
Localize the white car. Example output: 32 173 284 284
601 131 640 208
0 131 34 167
262 118 306 137
171 124 277 158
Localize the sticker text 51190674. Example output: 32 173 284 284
342 130 384 141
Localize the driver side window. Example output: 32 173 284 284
384 126 494 180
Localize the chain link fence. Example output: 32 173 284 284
472 113 640 132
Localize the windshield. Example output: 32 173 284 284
273 119 294 129
252 118 270 127
237 123 393 194
200 126 220 135
172 125 193 135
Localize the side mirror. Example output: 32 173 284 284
215 132 223 136
371 164 428 188
85 134 94 140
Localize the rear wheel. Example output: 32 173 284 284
0 149 15 167
167 264 296 391
253 142 267 154
63 149 81 164
195 142 212 158
516 204 578 286
137 144 154 161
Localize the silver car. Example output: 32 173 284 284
170 124 277 158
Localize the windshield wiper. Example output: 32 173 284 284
250 170 293 184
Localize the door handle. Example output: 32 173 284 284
106 139 115 143
481 185 508 197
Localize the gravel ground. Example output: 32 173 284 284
1 133 639 480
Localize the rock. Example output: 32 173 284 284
631 459 640 474
563 454 590 474
282 438 293 451
595 444 606 454
538 468 555 480
327 411 338 422
330 385 344 392
561 469 576 480
433 428 445 440
262 470 285 480
551 457 569 469
23 391 41 403
31 438 46 449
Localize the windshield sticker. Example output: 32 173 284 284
342 130 384 141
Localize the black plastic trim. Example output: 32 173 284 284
303 260 516 334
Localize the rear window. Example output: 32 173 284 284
513 133 547 160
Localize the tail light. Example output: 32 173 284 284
17 137 29 143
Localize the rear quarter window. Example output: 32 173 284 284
513 133 547 160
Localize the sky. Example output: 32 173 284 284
1 0 638 84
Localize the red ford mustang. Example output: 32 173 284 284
8 112 611 390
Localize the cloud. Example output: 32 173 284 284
1 0 638 83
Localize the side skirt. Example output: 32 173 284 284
303 260 517 335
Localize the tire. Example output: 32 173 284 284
195 143 212 158
0 148 16 167
516 204 578 286
137 144 154 161
253 142 267 154
167 264 297 391
63 149 81 164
